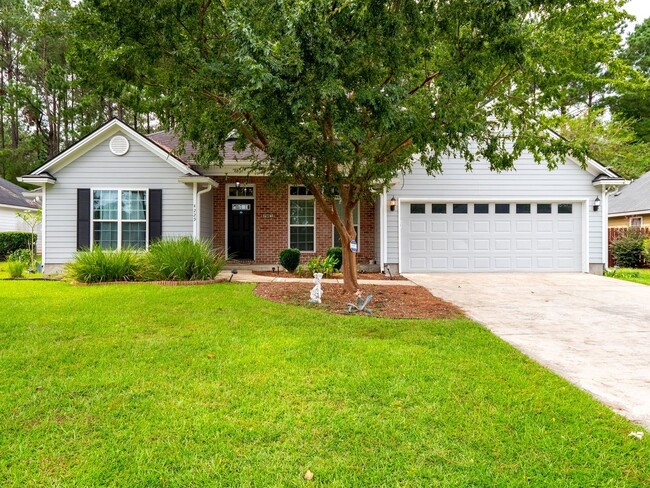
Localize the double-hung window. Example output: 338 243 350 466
93 190 147 250
289 186 315 251
333 201 359 247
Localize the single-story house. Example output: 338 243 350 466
608 171 650 229
0 177 42 252
20 118 626 274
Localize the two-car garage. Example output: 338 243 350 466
400 200 584 272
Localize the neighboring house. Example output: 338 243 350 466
608 171 650 229
20 118 626 274
0 177 42 253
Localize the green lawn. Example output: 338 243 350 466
0 261 43 279
609 267 650 286
1 281 648 486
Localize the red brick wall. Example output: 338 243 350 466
211 176 376 264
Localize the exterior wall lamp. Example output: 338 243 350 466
235 181 241 188
389 196 397 211
593 196 601 212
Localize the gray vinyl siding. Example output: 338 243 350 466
45 131 194 264
200 190 214 243
386 151 603 265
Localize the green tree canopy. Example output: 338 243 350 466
82 0 629 289
608 16 650 142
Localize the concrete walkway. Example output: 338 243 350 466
217 269 416 286
405 273 650 430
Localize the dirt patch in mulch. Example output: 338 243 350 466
254 282 463 319
253 271 407 281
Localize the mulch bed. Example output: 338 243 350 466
253 271 407 281
254 282 463 319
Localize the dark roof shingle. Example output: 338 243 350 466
0 178 39 209
146 131 264 164
609 171 650 215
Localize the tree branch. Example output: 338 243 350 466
408 71 441 96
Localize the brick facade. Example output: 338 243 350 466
211 176 376 265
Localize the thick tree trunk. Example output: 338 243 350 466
340 236 359 292
339 201 359 292
308 183 360 293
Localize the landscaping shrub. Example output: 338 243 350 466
7 248 31 263
0 232 34 260
7 260 26 278
643 239 650 265
611 229 645 268
144 237 224 281
307 255 337 277
65 247 142 283
326 247 342 271
279 248 301 272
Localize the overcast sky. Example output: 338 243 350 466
624 0 650 33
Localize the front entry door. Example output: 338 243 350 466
228 199 254 259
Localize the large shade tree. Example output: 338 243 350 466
81 0 627 291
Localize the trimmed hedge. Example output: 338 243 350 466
0 232 35 260
611 229 646 268
279 248 301 272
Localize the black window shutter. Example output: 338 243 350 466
149 189 162 244
77 188 91 250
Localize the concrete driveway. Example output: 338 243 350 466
405 273 650 430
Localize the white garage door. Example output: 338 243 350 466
401 202 583 272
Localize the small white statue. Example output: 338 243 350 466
309 272 323 303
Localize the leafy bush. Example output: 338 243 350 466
643 239 650 265
143 237 224 281
611 230 645 268
65 247 142 283
326 247 342 271
7 260 26 278
8 248 31 263
0 232 34 260
279 248 301 272
307 255 337 277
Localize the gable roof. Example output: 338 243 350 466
21 118 199 183
609 171 650 215
0 178 39 209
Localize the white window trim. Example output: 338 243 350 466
288 185 316 253
630 216 643 228
332 202 360 249
90 188 149 251
224 183 256 260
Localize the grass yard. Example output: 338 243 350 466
0 261 43 279
1 281 648 486
609 267 650 286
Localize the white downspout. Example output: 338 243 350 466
195 184 213 241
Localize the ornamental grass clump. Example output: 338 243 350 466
65 247 142 283
7 260 26 279
143 237 224 281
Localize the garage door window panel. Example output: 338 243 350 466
410 204 426 214
431 204 446 214
516 204 531 214
537 203 552 214
453 204 468 214
558 203 573 214
474 203 489 214
495 204 510 214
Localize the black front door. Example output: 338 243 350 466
228 199 254 259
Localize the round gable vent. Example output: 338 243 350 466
109 135 130 156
